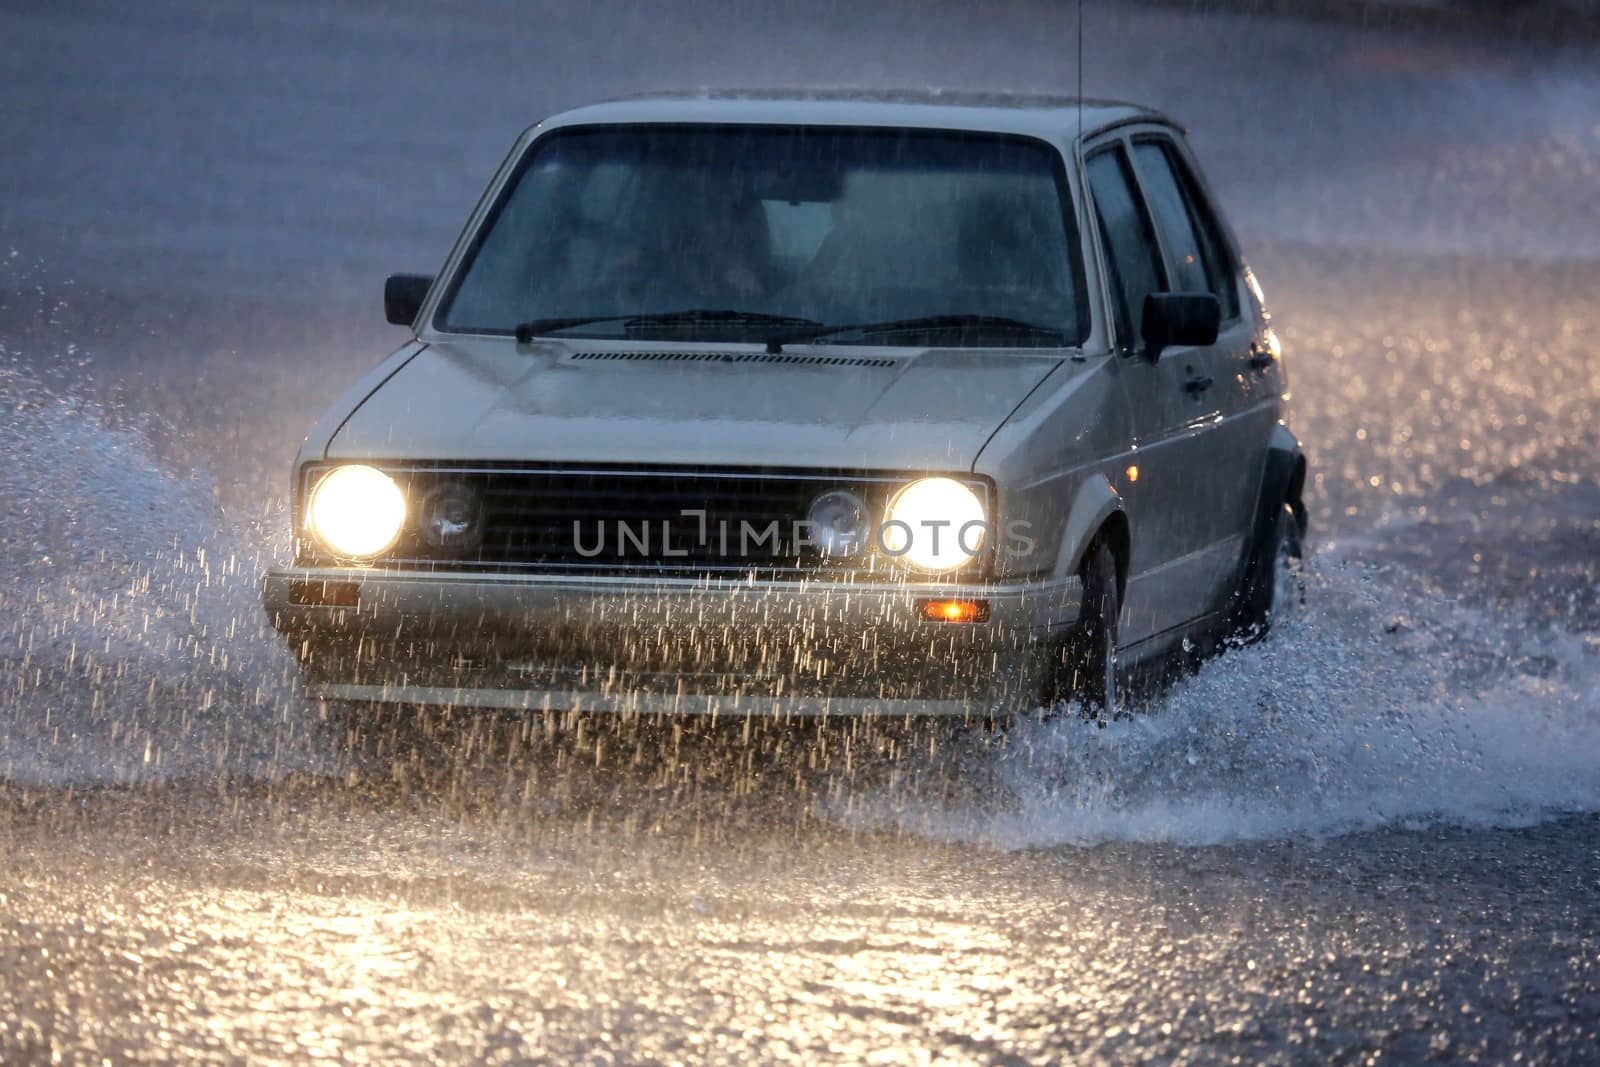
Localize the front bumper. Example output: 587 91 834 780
262 567 1083 716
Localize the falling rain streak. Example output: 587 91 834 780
2 1 1600 1062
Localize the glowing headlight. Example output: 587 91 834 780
881 477 987 572
306 465 406 559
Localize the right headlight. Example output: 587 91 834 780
306 464 406 559
881 477 988 572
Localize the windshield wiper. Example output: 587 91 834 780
512 309 1057 349
513 315 627 342
766 313 1068 351
514 309 822 344
625 308 823 330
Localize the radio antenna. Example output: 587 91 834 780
1073 0 1087 356
1077 0 1084 140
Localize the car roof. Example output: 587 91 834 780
539 89 1176 143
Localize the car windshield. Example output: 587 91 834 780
437 125 1089 346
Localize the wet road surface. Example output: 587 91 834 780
4 775 1599 1063
3 0 1600 1062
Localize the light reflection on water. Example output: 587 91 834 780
6 772 1598 1063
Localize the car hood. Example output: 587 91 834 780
325 338 1065 471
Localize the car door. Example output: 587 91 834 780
1128 135 1266 615
1083 141 1211 643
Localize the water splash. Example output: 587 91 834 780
0 353 326 786
858 551 1600 847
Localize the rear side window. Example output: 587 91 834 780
1086 147 1165 350
1132 140 1240 320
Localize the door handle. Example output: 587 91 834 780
1183 373 1214 395
1247 343 1275 370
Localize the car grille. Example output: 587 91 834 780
299 464 987 578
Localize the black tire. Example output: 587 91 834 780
1229 501 1303 642
1050 542 1120 719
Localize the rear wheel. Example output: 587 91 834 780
1044 542 1120 719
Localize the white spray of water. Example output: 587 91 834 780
857 551 1600 846
0 353 330 786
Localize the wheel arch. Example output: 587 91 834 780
1055 473 1129 602
1285 444 1308 538
1261 425 1307 540
1094 510 1130 604
1237 425 1307 591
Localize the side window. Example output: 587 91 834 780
1132 140 1240 320
1085 147 1165 350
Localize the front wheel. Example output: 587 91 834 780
1043 542 1120 719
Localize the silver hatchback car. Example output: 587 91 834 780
263 90 1307 719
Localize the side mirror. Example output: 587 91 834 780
1140 292 1220 362
384 273 434 327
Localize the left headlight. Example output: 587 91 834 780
306 464 406 559
881 477 988 572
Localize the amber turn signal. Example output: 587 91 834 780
918 598 990 624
